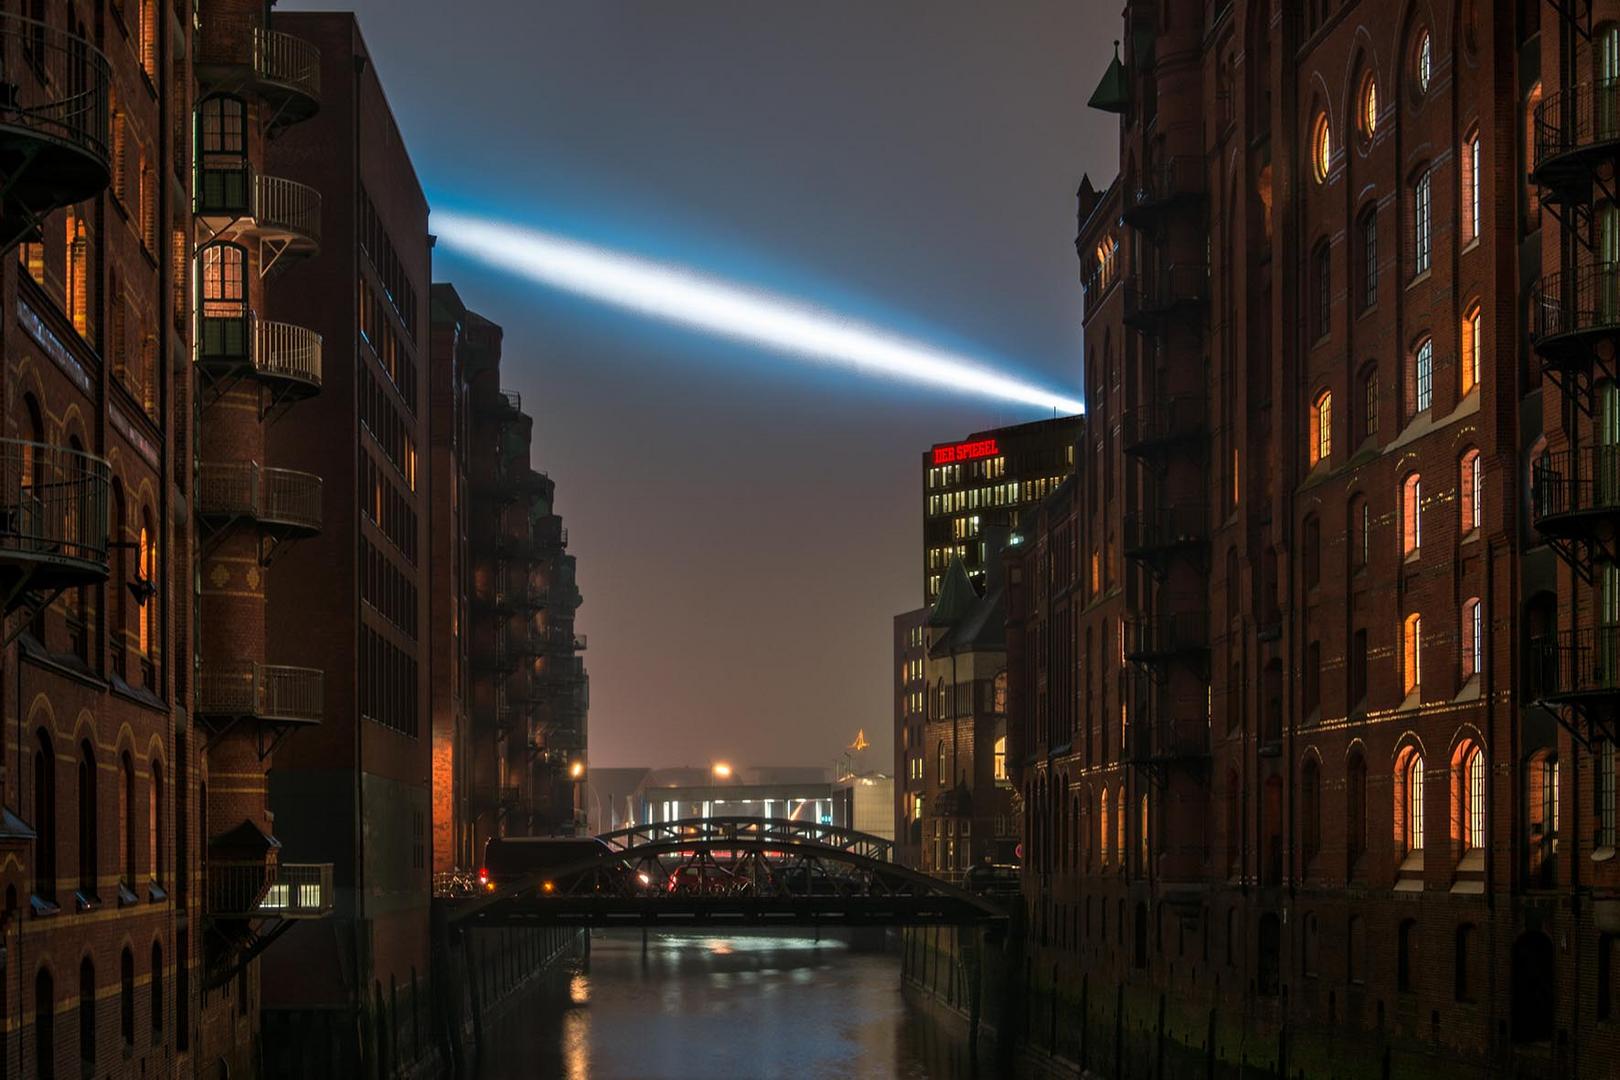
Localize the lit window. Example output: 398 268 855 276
1402 473 1423 555
1460 449 1482 532
1464 131 1481 242
993 736 1008 781
1461 304 1482 395
1312 112 1332 182
1413 170 1432 276
1413 337 1434 413
1310 390 1332 466
1099 789 1110 865
1404 750 1426 852
1415 29 1433 93
1463 597 1483 679
1403 612 1423 695
1463 746 1485 851
936 741 945 786
1360 72 1379 137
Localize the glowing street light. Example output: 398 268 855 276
569 761 585 780
712 762 733 780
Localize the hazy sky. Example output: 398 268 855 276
283 1 1121 770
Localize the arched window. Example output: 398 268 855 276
1398 747 1427 854
1526 82 1544 221
65 207 92 336
119 753 135 887
120 948 134 1048
33 731 56 904
1358 70 1378 138
1311 111 1331 183
1457 743 1486 851
1360 363 1379 440
36 967 54 1080
1463 129 1482 243
1414 28 1433 93
1359 210 1379 311
149 762 162 885
1410 336 1435 414
1412 169 1433 277
77 740 97 900
1116 787 1126 869
935 740 945 787
137 509 156 659
1402 474 1423 555
1462 598 1484 680
198 94 247 160
1309 390 1331 465
79 957 95 1075
150 941 164 1038
1301 756 1322 866
1139 792 1149 869
1099 788 1109 865
992 735 1007 781
1462 303 1482 394
1403 613 1423 695
1460 449 1482 533
1347 747 1368 872
199 243 246 318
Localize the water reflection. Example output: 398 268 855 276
475 930 1017 1079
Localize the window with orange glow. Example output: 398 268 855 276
1402 474 1422 555
1460 449 1482 533
1359 72 1378 137
1311 112 1332 182
1462 304 1482 395
1462 597 1483 679
1309 390 1332 466
1403 613 1423 695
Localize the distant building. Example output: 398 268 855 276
922 417 1079 603
834 773 895 842
892 607 928 867
920 534 1018 877
627 766 834 826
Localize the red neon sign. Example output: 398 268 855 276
931 438 1001 466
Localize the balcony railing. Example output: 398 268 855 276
1532 627 1620 703
1123 156 1205 228
1532 447 1620 540
1124 612 1210 665
1123 264 1208 330
0 14 113 231
1532 80 1620 189
1530 266 1620 361
197 462 322 535
197 17 320 124
195 167 321 250
196 662 324 724
1121 395 1207 457
1123 505 1208 564
0 438 110 588
206 861 332 919
197 313 323 392
475 388 522 418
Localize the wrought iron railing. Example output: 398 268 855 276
196 168 320 242
196 661 324 722
1124 611 1210 661
258 319 322 385
1533 80 1620 175
207 860 331 919
1531 627 1620 699
1121 395 1207 454
198 16 320 103
1123 504 1208 555
1531 265 1620 347
1125 263 1209 318
197 462 322 532
1533 447 1620 526
0 438 109 571
1127 156 1205 217
0 13 111 166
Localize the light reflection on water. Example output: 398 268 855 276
475 930 1011 1080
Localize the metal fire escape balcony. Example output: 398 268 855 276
206 861 333 920
1531 627 1620 746
1122 671 1212 777
196 312 323 412
0 439 109 621
1121 156 1205 232
1122 264 1208 333
1122 395 1208 460
1122 504 1208 576
196 19 320 133
1530 80 1620 210
197 462 322 561
195 661 324 758
1529 266 1620 409
1124 611 1210 674
0 15 112 249
474 388 522 421
195 167 321 273
1532 447 1620 577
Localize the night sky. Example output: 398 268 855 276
282 1 1121 770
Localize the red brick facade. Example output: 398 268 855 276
1008 4 1620 1076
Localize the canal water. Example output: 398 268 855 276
475 929 1030 1079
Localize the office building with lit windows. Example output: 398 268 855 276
921 416 1079 604
892 607 927 868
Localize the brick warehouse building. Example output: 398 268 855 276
1006 3 1620 1077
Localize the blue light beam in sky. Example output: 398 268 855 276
432 211 1084 415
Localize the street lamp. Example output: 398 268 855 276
569 760 585 780
712 762 732 780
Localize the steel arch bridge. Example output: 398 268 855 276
443 818 1007 931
